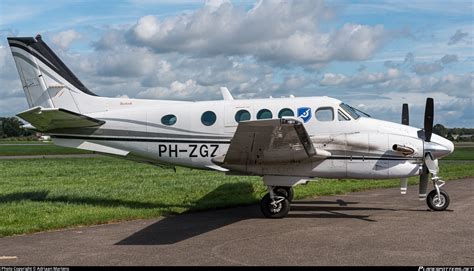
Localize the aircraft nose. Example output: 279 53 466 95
425 134 454 159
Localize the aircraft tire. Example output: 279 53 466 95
426 189 450 211
260 192 290 219
275 186 294 202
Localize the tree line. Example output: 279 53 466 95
433 124 474 141
0 117 33 138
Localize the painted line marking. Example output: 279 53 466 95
0 256 18 260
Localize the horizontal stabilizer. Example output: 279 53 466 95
17 106 105 132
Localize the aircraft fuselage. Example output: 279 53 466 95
50 95 452 180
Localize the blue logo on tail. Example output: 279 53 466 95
297 107 312 123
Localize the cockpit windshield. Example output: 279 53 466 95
339 103 371 119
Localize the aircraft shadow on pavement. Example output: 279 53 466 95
117 195 386 245
116 182 261 245
287 200 391 222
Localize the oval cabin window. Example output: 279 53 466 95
257 109 273 119
235 109 251 122
201 111 217 126
161 114 177 126
278 108 294 118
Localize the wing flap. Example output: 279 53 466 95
217 118 330 167
17 106 105 132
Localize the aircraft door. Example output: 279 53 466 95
346 133 369 178
224 104 252 133
368 133 389 177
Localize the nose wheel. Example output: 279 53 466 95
260 186 292 218
426 177 450 211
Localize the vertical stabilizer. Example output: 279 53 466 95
7 34 97 113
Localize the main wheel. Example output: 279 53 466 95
426 189 450 211
260 192 290 219
275 186 294 202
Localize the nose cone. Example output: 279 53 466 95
425 134 454 159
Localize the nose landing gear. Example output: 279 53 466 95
426 177 450 211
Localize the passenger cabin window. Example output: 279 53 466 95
201 111 217 126
338 110 350 121
257 109 273 119
161 114 177 126
278 108 294 118
315 107 334 122
235 109 251 122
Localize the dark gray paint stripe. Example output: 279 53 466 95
51 134 231 144
327 156 421 161
9 39 97 96
9 40 58 70
48 127 232 140
327 150 422 159
13 51 79 93
12 52 37 70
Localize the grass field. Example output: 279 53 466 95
0 142 91 156
1 154 473 237
447 147 474 160
0 141 46 144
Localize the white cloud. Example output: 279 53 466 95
51 30 83 50
320 73 347 86
126 0 390 66
320 68 401 87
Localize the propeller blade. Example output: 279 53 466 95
424 98 434 142
402 104 409 125
419 166 429 200
400 178 408 195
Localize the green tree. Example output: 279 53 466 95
1 117 32 137
433 123 448 137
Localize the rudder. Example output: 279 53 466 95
7 34 97 113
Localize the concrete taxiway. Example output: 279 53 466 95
1 178 473 266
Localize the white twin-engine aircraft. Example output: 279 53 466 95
8 35 454 218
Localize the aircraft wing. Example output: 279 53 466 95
17 106 105 132
215 118 330 167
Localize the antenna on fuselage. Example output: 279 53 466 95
220 87 234 101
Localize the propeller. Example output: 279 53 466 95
424 98 434 142
402 103 409 125
400 103 409 194
419 98 436 200
399 98 437 199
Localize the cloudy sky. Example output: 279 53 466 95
0 0 472 127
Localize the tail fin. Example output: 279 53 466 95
7 34 97 113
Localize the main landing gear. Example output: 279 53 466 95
426 177 450 211
260 186 294 218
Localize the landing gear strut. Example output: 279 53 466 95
427 176 450 211
274 186 294 202
260 186 292 218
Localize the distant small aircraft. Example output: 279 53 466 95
7 35 454 218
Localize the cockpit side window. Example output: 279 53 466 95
338 110 350 121
340 103 360 119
